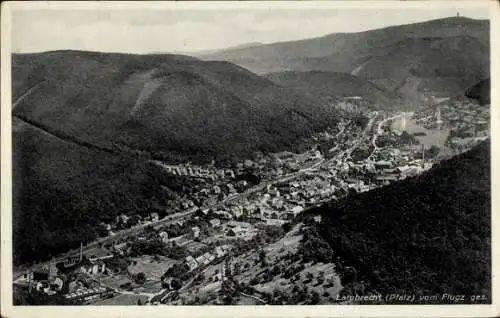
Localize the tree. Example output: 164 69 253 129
310 291 320 305
170 278 182 290
134 272 146 285
144 225 155 234
426 145 441 159
282 222 292 233
258 249 267 267
306 272 314 282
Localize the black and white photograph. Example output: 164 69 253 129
1 1 497 316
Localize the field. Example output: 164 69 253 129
127 255 178 281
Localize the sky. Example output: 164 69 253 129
10 4 491 54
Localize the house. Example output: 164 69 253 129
268 188 280 197
244 159 254 168
225 169 236 179
374 160 393 170
63 286 113 304
19 271 35 282
68 280 83 293
270 197 283 209
237 180 249 188
86 247 114 262
227 225 243 236
290 191 299 200
243 204 257 214
36 281 49 292
226 183 237 193
53 277 64 291
375 175 398 186
80 262 106 275
112 242 127 255
191 226 200 238
208 253 216 263
382 168 399 175
214 210 233 220
100 222 112 231
198 252 215 265
195 255 205 265
230 206 243 218
227 221 251 229
291 205 304 216
151 213 159 222
212 185 221 194
290 182 300 189
185 256 199 271
215 246 226 258
209 219 221 228
117 214 130 224
266 219 286 226
181 200 194 209
159 231 169 243
261 193 271 203
216 170 226 179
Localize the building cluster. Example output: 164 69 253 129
15 245 115 304
152 160 236 180
184 245 232 272
64 286 113 304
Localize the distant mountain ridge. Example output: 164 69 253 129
183 42 265 56
200 17 490 106
12 50 339 164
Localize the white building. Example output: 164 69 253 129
191 226 201 238
209 219 221 228
185 256 198 271
291 205 304 216
159 231 169 243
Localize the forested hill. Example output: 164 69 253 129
12 50 338 164
12 117 195 266
309 141 490 303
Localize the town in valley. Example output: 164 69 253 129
13 95 489 305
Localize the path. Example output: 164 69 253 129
12 81 44 109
